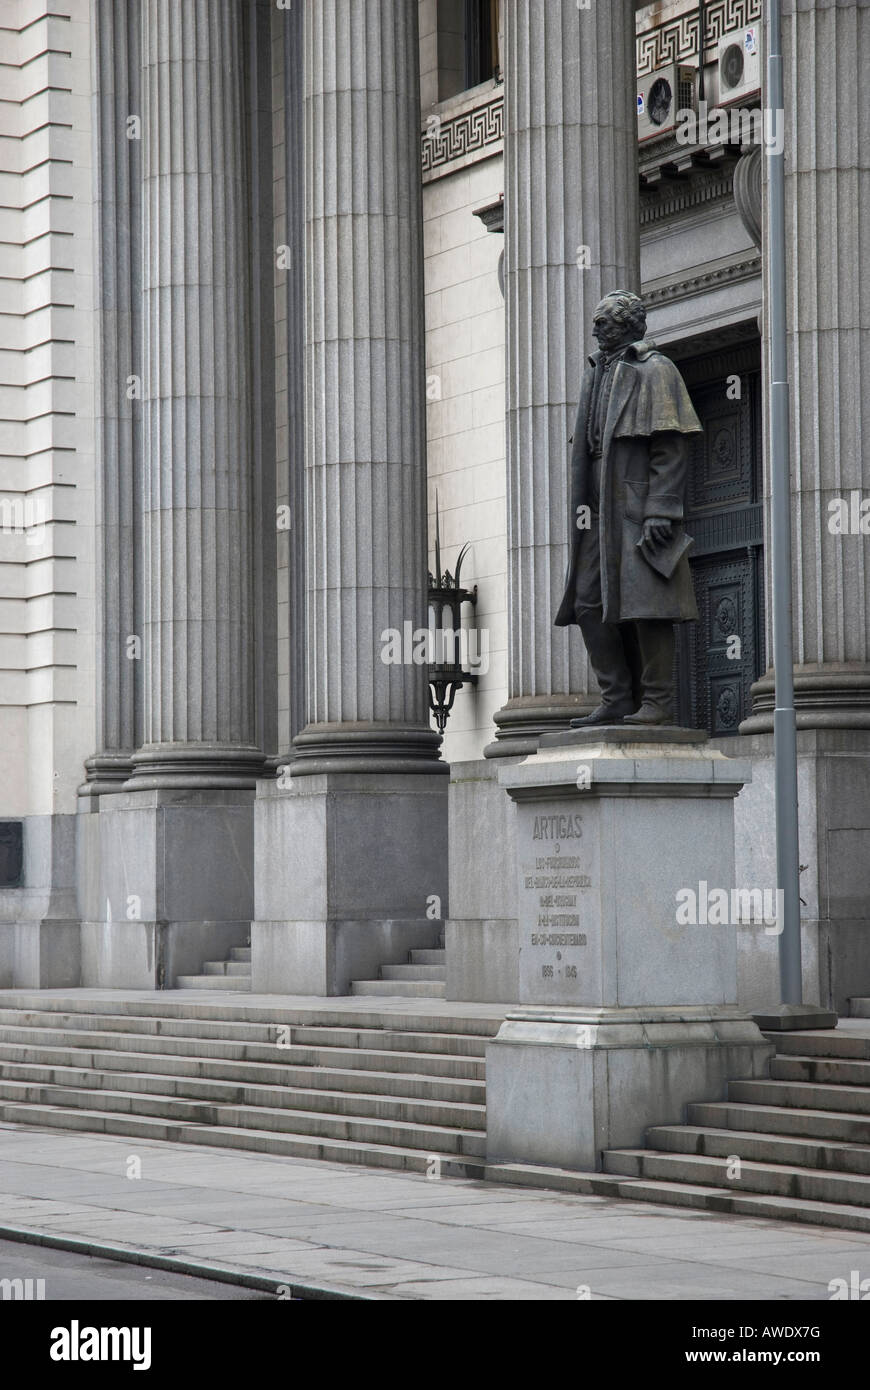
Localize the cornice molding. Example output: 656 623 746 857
644 255 762 308
641 167 736 225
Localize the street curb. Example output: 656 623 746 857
0 1223 390 1300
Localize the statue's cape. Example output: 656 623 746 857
589 340 703 438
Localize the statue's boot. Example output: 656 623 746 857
623 620 676 726
571 612 637 727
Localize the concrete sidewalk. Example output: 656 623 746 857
1 1123 869 1299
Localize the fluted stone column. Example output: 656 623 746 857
734 0 870 1013
488 0 640 754
79 0 263 989
282 0 307 750
745 0 870 732
130 0 261 787
252 0 447 996
289 0 441 774
84 0 143 795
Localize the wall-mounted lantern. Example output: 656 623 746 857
428 505 478 733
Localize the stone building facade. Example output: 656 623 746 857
0 0 866 1015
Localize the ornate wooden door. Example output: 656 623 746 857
673 341 765 736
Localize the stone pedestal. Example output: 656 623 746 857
252 772 447 996
78 788 254 989
485 729 773 1170
487 1006 772 1172
721 728 870 1016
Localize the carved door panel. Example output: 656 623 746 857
673 342 765 735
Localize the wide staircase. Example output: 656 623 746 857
0 993 496 1177
599 1013 870 1232
3 990 870 1231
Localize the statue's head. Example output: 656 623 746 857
592 290 647 352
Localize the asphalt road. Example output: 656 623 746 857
0 1238 273 1300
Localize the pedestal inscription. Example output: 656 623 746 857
517 806 601 1005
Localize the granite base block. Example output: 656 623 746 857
486 1007 774 1171
252 771 448 994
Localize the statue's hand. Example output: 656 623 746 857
642 517 673 548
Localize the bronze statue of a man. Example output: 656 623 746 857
555 290 702 726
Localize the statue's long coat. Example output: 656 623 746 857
555 340 704 627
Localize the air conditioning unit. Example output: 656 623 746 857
717 26 761 105
637 64 696 142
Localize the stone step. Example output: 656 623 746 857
174 975 253 991
0 1044 485 1102
764 1029 870 1060
350 980 446 998
0 1013 489 1061
729 1077 870 1115
593 1177 870 1234
770 1053 870 1087
380 965 446 981
850 998 870 1019
0 1034 480 1084
202 961 252 977
689 1100 870 1145
0 1078 487 1155
485 1162 608 1195
645 1123 870 1176
0 995 500 1038
285 1024 487 1056
229 947 251 962
604 1148 870 1209
408 950 446 965
485 1160 870 1233
0 1064 485 1130
0 1103 486 1178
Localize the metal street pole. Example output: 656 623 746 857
766 0 802 1004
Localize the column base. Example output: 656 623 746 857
288 722 448 777
80 752 134 798
741 663 870 733
484 695 596 759
486 1006 774 1171
126 745 264 791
